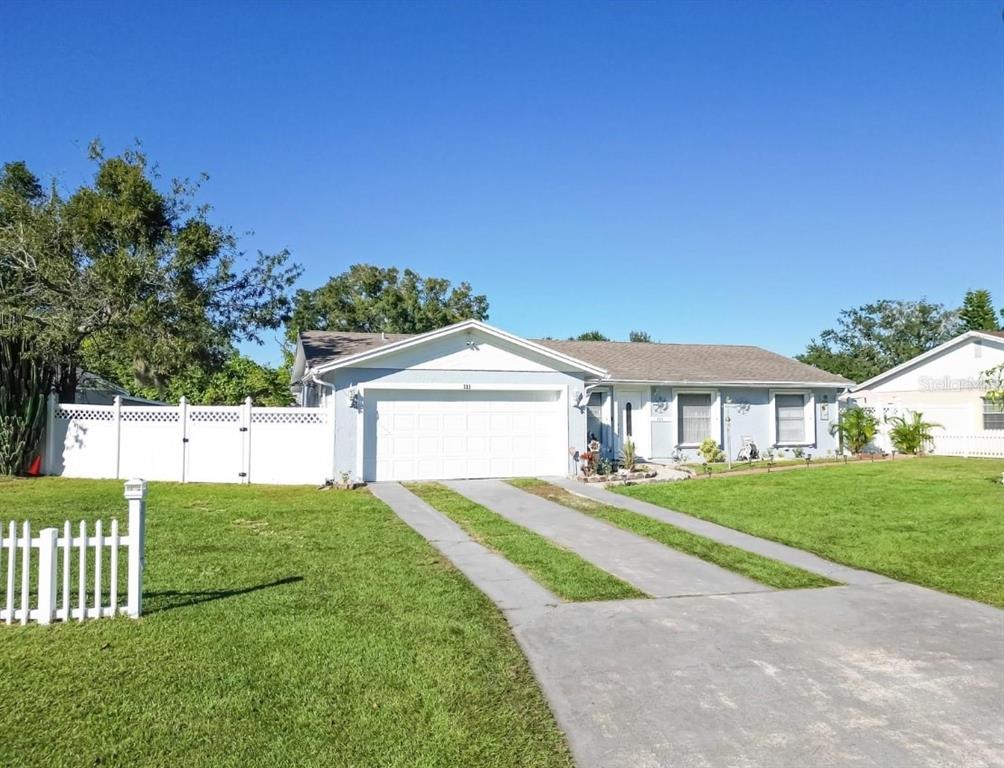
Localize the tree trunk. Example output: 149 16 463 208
57 364 77 403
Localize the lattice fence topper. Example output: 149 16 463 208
55 408 115 421
187 410 241 423
120 410 179 423
251 411 326 424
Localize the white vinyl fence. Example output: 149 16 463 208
44 395 335 485
2 479 146 626
930 434 1004 458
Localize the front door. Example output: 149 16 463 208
618 390 643 455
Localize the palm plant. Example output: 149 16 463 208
829 406 878 455
886 411 942 455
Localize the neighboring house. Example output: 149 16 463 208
291 320 850 482
74 372 167 406
846 330 1004 456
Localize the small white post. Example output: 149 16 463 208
5 520 16 624
179 397 188 483
113 395 122 480
37 528 58 625
93 519 103 617
20 520 30 625
45 391 58 475
124 479 147 619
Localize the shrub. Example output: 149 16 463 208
830 406 879 454
887 411 942 455
699 438 724 463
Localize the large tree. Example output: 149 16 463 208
798 299 961 383
286 264 489 341
628 330 651 342
0 144 301 401
959 289 1000 332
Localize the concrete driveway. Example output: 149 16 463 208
372 481 1004 768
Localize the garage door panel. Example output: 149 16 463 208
365 388 567 481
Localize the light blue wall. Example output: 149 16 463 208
668 386 843 462
323 367 588 480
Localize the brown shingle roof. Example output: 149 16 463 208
299 330 411 368
536 339 851 384
300 330 852 386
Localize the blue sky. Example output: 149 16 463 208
2 0 1001 365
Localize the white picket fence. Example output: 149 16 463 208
931 434 1004 458
1 479 146 626
44 395 335 485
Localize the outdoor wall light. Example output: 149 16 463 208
346 387 361 409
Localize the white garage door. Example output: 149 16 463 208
363 389 567 481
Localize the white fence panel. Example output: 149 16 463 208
931 434 1004 458
119 406 183 481
248 407 331 485
44 395 335 485
1 480 146 626
49 405 119 479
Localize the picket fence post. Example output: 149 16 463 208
37 528 58 625
124 479 147 618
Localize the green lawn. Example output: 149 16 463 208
509 479 836 590
408 482 646 602
0 478 573 768
683 456 848 475
617 457 1004 607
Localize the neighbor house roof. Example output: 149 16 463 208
298 328 851 386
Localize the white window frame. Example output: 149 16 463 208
674 388 721 447
768 389 816 447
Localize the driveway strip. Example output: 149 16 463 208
549 477 891 586
368 482 558 613
443 479 768 598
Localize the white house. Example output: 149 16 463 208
847 330 1004 457
291 320 851 482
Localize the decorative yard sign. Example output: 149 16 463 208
1 479 147 625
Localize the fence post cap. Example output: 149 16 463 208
123 478 148 500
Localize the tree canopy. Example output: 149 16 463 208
570 331 609 341
0 144 301 401
798 299 961 383
628 330 651 343
286 264 488 343
959 289 1000 332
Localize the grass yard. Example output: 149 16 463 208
0 478 574 768
407 482 646 601
509 479 837 590
618 457 1004 607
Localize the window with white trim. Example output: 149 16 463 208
775 394 806 443
983 399 1004 430
678 393 712 444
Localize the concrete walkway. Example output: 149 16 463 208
548 476 892 585
443 479 767 598
371 481 1004 768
